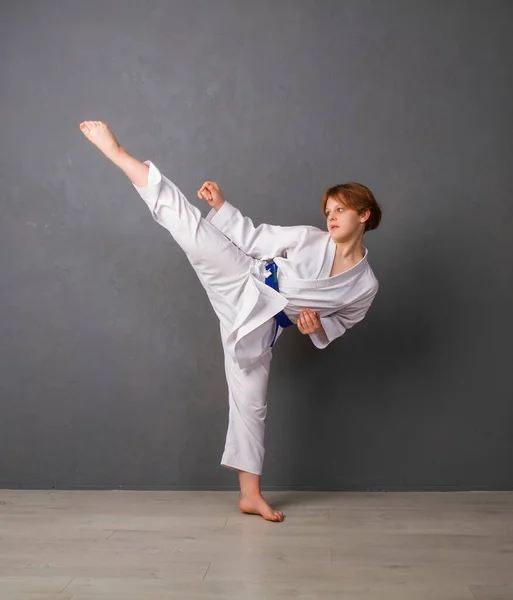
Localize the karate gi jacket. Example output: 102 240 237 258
205 199 379 369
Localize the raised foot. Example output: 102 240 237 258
79 120 122 159
238 494 284 522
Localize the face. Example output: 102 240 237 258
325 196 368 242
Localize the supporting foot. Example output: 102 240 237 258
238 493 284 522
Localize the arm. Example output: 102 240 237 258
309 288 379 349
204 200 306 260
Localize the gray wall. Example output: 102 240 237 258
1 0 511 490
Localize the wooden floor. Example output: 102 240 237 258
0 490 512 599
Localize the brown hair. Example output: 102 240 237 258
321 182 382 232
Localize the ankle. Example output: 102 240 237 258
238 471 262 498
107 145 126 164
240 489 262 499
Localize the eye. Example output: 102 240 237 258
326 207 344 216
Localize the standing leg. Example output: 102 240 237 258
220 322 283 522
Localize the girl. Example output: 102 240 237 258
79 121 381 522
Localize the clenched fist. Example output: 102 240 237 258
197 181 225 211
297 309 323 334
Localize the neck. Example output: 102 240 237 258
334 235 365 262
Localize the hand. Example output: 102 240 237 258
197 180 225 211
297 309 323 334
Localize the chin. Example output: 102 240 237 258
331 228 359 242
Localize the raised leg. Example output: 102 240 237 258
79 121 260 319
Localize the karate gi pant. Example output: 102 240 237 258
134 164 275 476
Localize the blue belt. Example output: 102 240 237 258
264 261 294 347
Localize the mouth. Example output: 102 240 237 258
330 225 339 231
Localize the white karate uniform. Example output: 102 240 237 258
133 161 379 476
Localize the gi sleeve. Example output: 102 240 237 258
309 287 379 349
205 201 304 260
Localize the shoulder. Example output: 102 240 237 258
366 269 379 294
361 270 379 300
361 250 379 293
349 267 379 306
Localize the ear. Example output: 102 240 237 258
360 209 371 223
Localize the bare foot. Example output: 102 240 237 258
238 493 284 522
79 121 122 159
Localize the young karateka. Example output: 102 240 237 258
79 120 381 522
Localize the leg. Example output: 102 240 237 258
219 322 284 522
79 120 258 314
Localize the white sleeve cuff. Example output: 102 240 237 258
205 201 237 232
309 315 346 349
